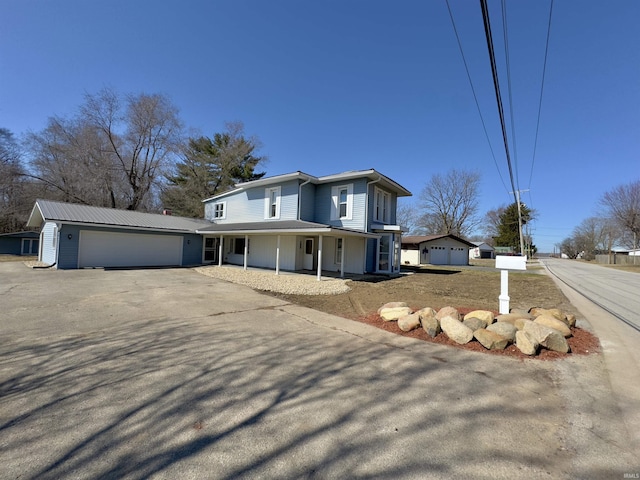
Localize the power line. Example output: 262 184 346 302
479 0 518 205
528 0 554 190
444 0 509 195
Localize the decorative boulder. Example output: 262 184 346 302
524 321 570 353
566 313 576 328
474 329 509 350
440 315 473 345
379 304 412 322
418 308 441 338
436 306 460 321
529 307 565 322
496 312 531 325
515 330 539 356
486 322 517 343
463 317 486 332
534 315 572 338
510 308 532 318
514 318 531 331
378 302 408 314
463 310 494 325
398 313 421 332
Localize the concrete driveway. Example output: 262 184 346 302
0 263 636 479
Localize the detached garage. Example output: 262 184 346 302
27 199 212 269
401 235 475 266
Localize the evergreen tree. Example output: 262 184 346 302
494 202 534 253
162 122 266 218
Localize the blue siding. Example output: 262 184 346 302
313 178 367 230
0 237 24 255
205 180 301 223
299 183 315 221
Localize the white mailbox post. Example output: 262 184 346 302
495 255 527 314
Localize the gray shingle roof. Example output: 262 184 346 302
28 199 212 232
196 220 379 237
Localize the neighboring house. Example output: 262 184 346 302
469 241 495 260
197 169 411 277
401 235 475 266
0 231 40 255
26 169 411 276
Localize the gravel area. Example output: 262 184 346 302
195 265 352 295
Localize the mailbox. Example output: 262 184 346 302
495 255 527 271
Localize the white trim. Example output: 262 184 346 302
331 184 353 220
264 186 281 219
213 201 226 219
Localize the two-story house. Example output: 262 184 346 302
26 169 411 276
197 169 411 277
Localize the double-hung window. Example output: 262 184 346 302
331 184 353 220
265 186 281 219
374 187 390 223
213 202 226 219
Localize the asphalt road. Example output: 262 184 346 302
540 257 640 454
0 262 638 479
540 257 640 331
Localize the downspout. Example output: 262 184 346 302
364 175 382 272
297 177 312 220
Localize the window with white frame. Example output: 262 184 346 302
374 187 390 223
265 186 281 219
331 184 353 220
213 202 226 219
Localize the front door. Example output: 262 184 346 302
204 237 219 263
378 234 391 272
303 238 314 270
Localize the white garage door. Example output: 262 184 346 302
78 230 183 268
449 247 468 265
429 245 448 265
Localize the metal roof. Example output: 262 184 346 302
27 200 213 233
402 234 476 247
196 220 379 238
203 169 412 203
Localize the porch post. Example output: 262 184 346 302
218 235 223 266
317 234 323 281
340 236 345 278
276 235 281 275
243 234 248 270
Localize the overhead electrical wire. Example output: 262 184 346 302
528 0 554 191
501 0 521 193
444 0 510 195
479 0 518 206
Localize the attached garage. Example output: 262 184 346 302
78 230 183 268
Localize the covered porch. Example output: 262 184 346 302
196 220 379 280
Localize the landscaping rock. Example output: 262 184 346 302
510 308 532 318
418 308 441 337
440 315 473 344
534 314 572 338
463 317 486 332
514 317 530 331
566 313 576 327
496 312 531 325
378 302 408 315
529 307 565 322
474 329 509 350
463 310 494 325
398 312 421 332
524 321 570 353
379 302 412 321
436 306 460 321
417 307 437 321
486 322 517 342
515 330 539 356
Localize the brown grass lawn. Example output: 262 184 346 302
0 255 37 263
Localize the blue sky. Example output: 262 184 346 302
2 0 638 252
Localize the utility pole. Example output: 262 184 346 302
510 189 529 257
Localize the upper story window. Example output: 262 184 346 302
374 187 390 223
213 202 226 219
331 184 353 220
264 186 281 219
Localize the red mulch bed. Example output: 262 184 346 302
353 307 601 361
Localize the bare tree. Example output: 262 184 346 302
0 128 30 232
396 202 422 235
600 179 640 251
25 88 183 211
418 169 481 238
